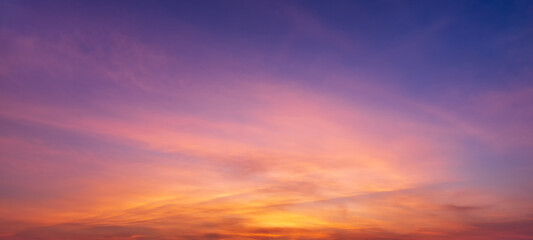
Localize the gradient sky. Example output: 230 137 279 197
1 0 533 239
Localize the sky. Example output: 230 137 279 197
0 0 533 239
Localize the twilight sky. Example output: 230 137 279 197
1 0 533 239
